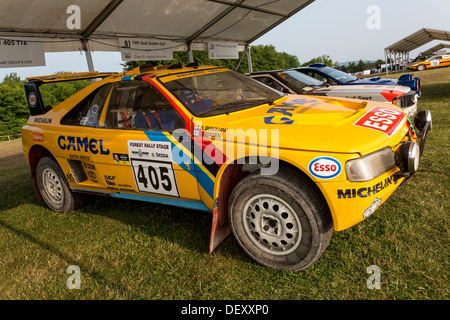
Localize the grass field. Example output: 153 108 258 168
0 67 448 301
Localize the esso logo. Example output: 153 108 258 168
354 106 405 136
28 92 37 108
308 157 342 179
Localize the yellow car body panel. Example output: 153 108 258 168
22 65 424 239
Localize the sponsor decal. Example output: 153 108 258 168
83 163 95 170
363 197 382 218
69 154 91 161
66 172 75 183
337 174 399 199
406 117 417 141
87 170 97 182
113 153 130 165
308 157 342 179
204 127 223 139
128 140 179 197
193 123 202 137
58 135 110 155
263 97 330 124
345 96 372 100
32 133 44 142
104 175 116 186
28 92 37 108
34 117 52 124
353 106 406 137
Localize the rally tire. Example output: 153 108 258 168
228 167 333 271
417 64 426 71
36 156 83 213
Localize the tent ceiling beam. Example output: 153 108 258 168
82 0 124 38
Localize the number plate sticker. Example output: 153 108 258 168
128 140 179 197
430 60 439 66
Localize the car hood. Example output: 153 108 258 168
348 77 398 86
198 95 408 155
314 84 410 102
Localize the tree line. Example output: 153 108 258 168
0 73 90 139
0 45 385 137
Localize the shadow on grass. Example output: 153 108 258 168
421 82 450 100
80 194 242 257
1 161 246 264
0 217 134 296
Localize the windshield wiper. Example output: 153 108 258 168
197 98 280 116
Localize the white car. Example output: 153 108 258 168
248 69 418 118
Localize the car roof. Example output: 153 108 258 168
247 69 300 76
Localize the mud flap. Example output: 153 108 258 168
209 198 231 253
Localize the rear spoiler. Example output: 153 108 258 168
24 71 117 116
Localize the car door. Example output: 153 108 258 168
429 56 442 68
86 80 201 202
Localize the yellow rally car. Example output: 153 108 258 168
408 54 450 71
21 64 432 271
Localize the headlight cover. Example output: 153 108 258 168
395 141 420 173
346 148 396 182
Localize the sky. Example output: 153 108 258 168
1 0 450 80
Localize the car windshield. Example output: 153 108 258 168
320 67 358 83
278 70 324 91
162 69 284 116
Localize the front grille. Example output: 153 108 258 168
397 91 417 108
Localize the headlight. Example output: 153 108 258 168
395 142 420 173
414 109 432 132
345 148 396 182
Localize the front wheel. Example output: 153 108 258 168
36 156 83 212
417 64 426 71
228 167 333 271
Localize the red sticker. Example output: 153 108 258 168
354 106 406 136
33 133 44 142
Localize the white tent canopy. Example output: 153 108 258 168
420 43 450 56
384 28 450 74
0 0 314 71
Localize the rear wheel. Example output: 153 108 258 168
36 156 83 212
228 167 333 271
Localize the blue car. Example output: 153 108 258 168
296 64 421 95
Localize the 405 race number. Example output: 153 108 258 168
131 159 179 197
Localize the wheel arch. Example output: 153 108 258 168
28 144 56 202
209 156 333 252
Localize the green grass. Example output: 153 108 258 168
0 67 448 300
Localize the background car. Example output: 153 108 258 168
408 54 450 71
297 63 421 95
248 69 418 117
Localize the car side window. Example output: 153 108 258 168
61 83 112 127
307 71 327 82
104 80 184 132
253 76 284 92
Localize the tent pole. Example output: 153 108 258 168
82 39 95 72
235 46 248 71
187 42 194 63
247 45 253 73
385 49 389 75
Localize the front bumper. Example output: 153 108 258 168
414 109 432 158
394 90 418 118
321 109 431 231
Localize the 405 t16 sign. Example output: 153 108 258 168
0 37 45 68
